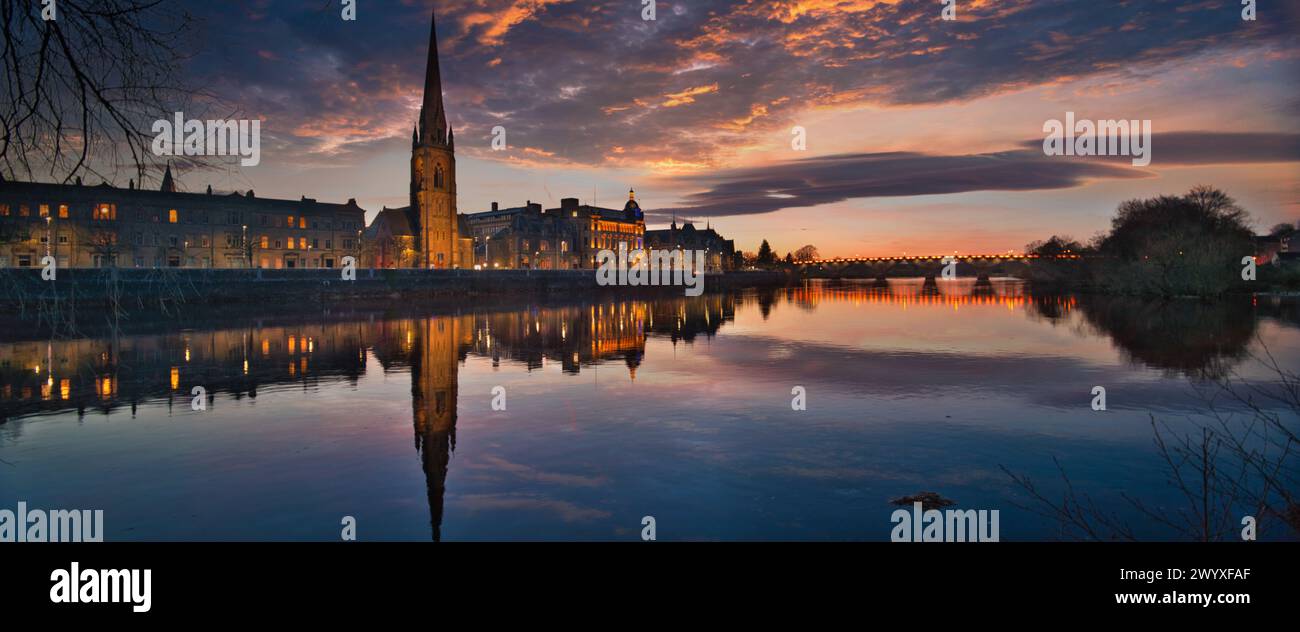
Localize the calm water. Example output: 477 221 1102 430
2 279 1298 541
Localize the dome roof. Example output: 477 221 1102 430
623 188 643 218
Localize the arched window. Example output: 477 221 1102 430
434 165 445 190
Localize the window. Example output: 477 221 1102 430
261 235 269 249
58 234 69 245
201 236 210 248
299 237 307 250
58 205 68 218
325 240 332 249
561 240 569 253
93 204 116 220
169 209 178 223
0 204 8 216
17 254 33 267
39 204 50 217
434 165 445 189
299 217 306 229
274 239 282 249
134 232 143 245
312 239 319 249
260 215 268 227
287 215 294 228
229 211 240 225
134 257 145 268
19 205 30 217
39 234 49 244
168 235 179 247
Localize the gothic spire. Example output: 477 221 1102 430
160 162 176 192
419 8 448 146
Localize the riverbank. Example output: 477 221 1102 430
0 267 795 316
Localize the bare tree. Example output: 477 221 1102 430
1005 341 1300 541
1 0 221 185
793 244 819 261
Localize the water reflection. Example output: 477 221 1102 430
1 280 1296 540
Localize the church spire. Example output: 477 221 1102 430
418 8 448 146
160 162 176 192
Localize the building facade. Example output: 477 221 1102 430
645 220 738 272
0 169 366 270
462 191 646 269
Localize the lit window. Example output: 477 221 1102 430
39 204 50 217
169 209 178 223
287 215 294 227
58 205 68 218
93 204 116 220
299 217 306 229
260 236 269 249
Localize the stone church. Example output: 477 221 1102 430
366 9 473 270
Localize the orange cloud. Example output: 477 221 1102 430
460 0 573 47
662 84 720 108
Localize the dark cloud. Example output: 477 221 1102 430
1019 131 1300 166
657 131 1300 218
166 0 1297 169
654 149 1144 217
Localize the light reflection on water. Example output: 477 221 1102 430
1 279 1297 541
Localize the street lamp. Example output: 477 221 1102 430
44 216 52 258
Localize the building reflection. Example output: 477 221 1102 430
408 315 473 541
2 285 1292 537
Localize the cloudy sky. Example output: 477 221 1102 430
173 0 1298 257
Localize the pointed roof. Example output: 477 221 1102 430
418 9 448 145
160 163 176 192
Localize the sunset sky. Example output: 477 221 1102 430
170 0 1298 257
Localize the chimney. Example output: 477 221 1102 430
206 185 213 195
129 179 135 190
561 197 579 211
491 202 499 212
245 190 255 198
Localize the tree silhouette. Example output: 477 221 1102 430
1 0 220 185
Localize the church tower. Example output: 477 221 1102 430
409 9 458 268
